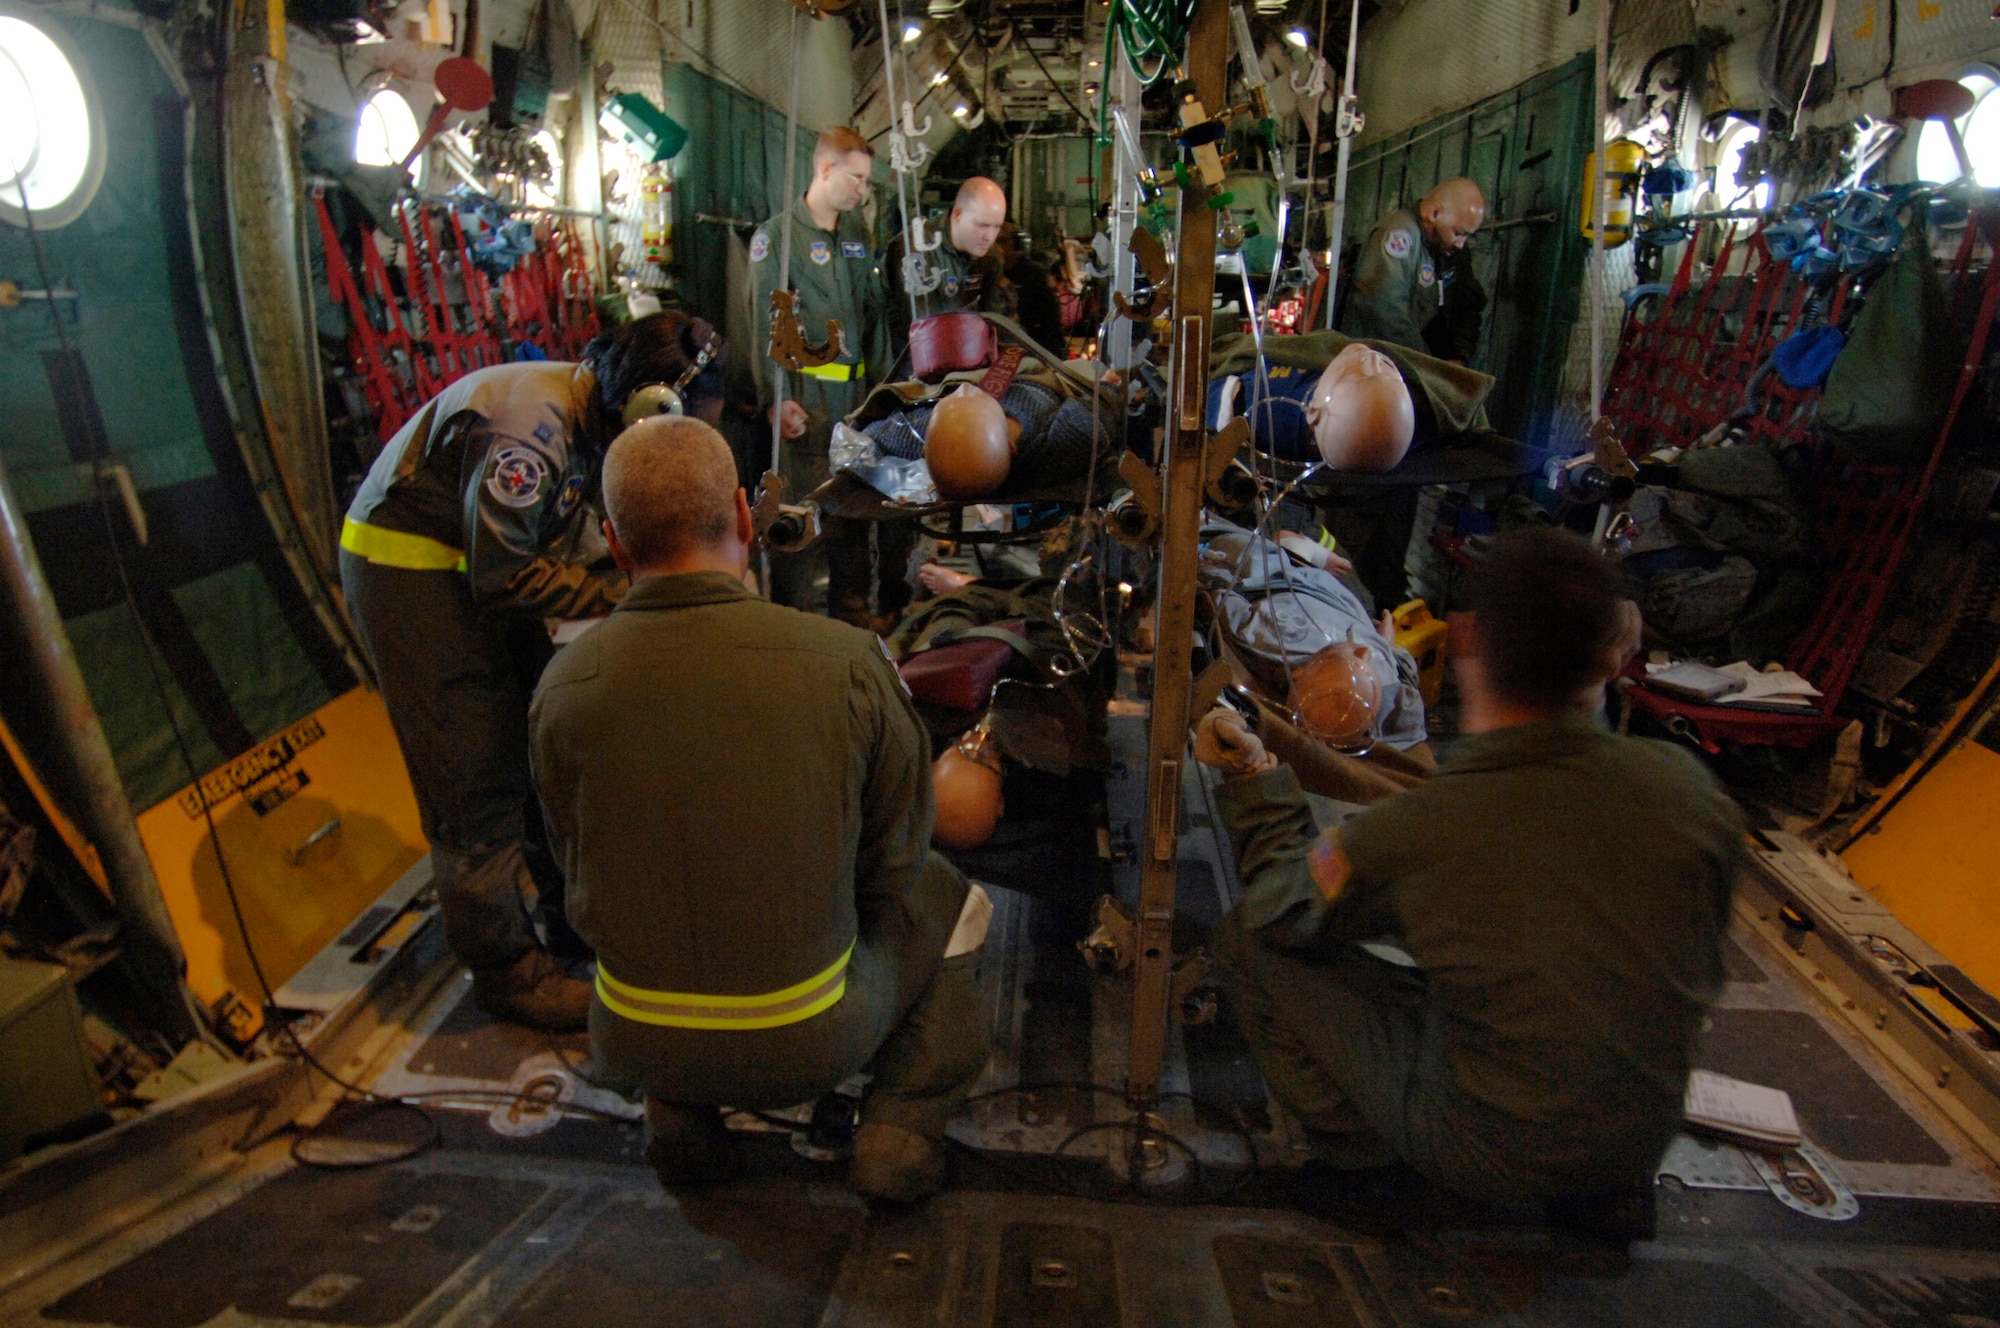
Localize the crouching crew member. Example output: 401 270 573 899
887 175 1009 346
529 416 991 1201
1193 528 1742 1227
340 312 725 1031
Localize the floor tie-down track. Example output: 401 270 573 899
10 709 2000 1326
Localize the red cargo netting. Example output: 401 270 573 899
314 190 600 442
1615 210 2000 751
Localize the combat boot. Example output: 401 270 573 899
471 948 591 1031
849 1122 948 1203
644 1099 741 1187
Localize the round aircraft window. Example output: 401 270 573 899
0 12 106 230
1713 120 1770 210
356 87 425 184
1916 71 2000 187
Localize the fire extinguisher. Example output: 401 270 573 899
1580 139 1647 248
641 170 674 267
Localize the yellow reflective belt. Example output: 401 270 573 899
340 518 467 572
595 942 853 1030
798 359 865 382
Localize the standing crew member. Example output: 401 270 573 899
887 176 1009 346
531 416 990 1201
1194 528 1741 1231
341 313 726 1031
1340 178 1486 352
750 126 894 624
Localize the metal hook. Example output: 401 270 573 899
900 100 932 142
908 214 944 253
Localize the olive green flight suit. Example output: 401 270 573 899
341 361 625 970
528 571 988 1136
749 204 896 621
885 220 989 349
1340 208 1443 352
1211 711 1744 1203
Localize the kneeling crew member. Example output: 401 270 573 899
529 416 991 1201
1194 527 1741 1214
341 312 726 1031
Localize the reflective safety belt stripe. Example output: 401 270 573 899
340 518 468 572
595 942 853 1030
798 360 865 382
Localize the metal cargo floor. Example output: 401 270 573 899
8 714 2000 1327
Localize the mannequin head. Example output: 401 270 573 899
932 727 1004 848
1290 640 1384 751
1306 344 1417 471
925 383 1015 499
1418 177 1487 253
950 177 1008 259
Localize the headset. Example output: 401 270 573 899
620 331 723 427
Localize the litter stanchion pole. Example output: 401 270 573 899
1126 0 1226 1114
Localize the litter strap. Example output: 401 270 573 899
595 943 853 1030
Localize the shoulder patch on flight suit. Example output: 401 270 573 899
553 473 586 519
488 446 548 508
1309 831 1351 904
842 240 866 259
1383 229 1413 259
750 230 771 262
1418 259 1437 288
944 276 960 296
809 240 831 265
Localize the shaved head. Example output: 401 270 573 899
602 416 740 567
1419 177 1486 252
950 176 1008 259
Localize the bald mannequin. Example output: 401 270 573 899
950 177 1008 259
1341 177 1486 353
1308 344 1418 472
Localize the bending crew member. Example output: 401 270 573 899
1340 178 1486 352
341 312 725 1031
887 176 1009 347
750 126 895 624
529 415 991 1201
1194 528 1740 1225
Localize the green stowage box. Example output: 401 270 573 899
0 958 101 1162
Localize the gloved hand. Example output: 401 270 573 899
1193 707 1277 780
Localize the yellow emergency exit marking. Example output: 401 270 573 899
178 716 326 818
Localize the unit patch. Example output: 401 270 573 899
488 446 548 508
809 240 832 265
1384 229 1413 259
749 230 771 262
842 240 866 259
944 276 960 296
1418 259 1437 287
553 472 586 519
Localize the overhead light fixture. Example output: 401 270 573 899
1284 28 1310 48
931 70 949 86
1084 82 1099 97
952 104 969 118
903 23 922 42
1255 0 1287 11
1087 57 1100 68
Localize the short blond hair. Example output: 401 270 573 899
813 125 873 168
602 416 739 565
